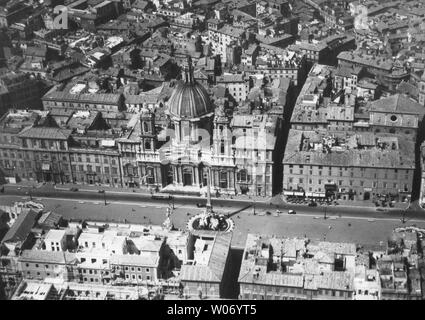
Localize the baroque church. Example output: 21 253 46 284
118 57 278 197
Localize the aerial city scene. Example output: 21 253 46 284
1 0 425 303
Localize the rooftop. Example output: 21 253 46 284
180 232 232 283
238 234 356 291
283 129 415 169
1 209 39 244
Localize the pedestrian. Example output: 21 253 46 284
328 225 332 230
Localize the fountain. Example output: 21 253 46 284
186 166 234 233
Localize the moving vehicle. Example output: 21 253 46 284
151 193 172 200
70 187 79 192
288 209 296 215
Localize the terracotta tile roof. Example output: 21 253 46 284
18 126 72 140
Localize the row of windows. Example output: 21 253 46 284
0 150 69 162
25 263 52 268
244 287 351 298
0 135 19 144
287 177 409 189
78 269 103 275
116 266 151 273
22 139 66 150
70 155 117 165
287 169 410 180
47 101 119 111
287 165 410 175
123 274 151 281
71 165 119 175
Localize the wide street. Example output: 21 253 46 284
2 186 425 248
3 183 424 218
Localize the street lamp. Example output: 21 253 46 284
169 195 175 210
100 189 106 205
323 205 327 220
402 198 411 224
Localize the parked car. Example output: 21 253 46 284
308 201 317 207
196 202 206 208
288 210 296 215
70 187 79 192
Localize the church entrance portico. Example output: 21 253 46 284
183 166 193 186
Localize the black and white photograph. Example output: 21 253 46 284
0 0 425 310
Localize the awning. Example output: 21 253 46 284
294 191 304 196
316 193 326 198
101 140 115 147
364 188 372 192
283 191 294 196
325 184 337 190
42 163 50 171
305 192 314 197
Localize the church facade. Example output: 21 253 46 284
118 59 279 197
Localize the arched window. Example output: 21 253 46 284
220 140 225 154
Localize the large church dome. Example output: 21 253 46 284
167 58 214 120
